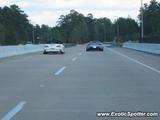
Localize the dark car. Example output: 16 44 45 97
86 41 104 51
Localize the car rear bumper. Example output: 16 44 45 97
86 47 103 51
44 48 61 52
44 48 65 53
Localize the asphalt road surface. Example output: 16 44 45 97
0 45 160 120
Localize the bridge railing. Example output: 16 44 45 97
123 42 160 55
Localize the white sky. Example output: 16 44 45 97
0 0 158 26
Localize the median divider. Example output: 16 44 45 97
0 44 44 58
0 43 76 58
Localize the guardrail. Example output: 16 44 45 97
123 42 160 55
0 44 44 58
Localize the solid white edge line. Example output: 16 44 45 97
72 57 77 61
55 66 66 76
107 48 160 74
1 101 26 120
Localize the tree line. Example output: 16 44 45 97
0 0 160 45
0 5 52 45
139 0 160 43
0 5 32 45
53 10 139 44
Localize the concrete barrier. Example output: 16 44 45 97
0 44 44 58
123 42 160 55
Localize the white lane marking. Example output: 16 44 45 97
107 48 160 74
72 57 77 61
55 66 66 76
1 101 26 120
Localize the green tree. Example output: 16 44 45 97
94 18 113 42
40 25 52 43
114 17 139 42
85 13 96 41
141 0 160 36
57 10 88 43
0 5 32 45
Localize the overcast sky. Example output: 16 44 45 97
0 0 159 26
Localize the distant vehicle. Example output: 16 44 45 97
26 41 33 45
86 41 104 51
103 42 114 48
43 41 65 54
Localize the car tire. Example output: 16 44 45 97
86 49 89 51
60 50 64 54
43 51 47 54
100 49 103 51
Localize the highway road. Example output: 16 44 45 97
0 45 160 120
